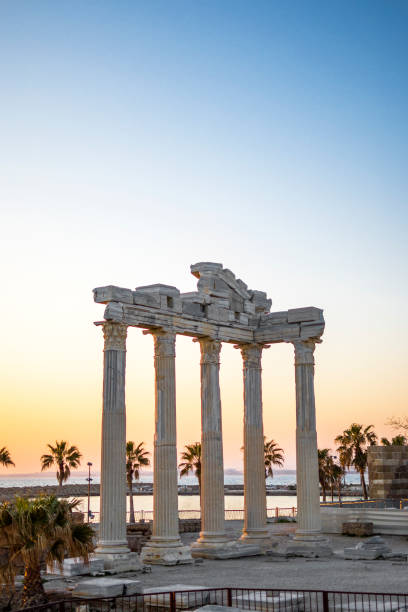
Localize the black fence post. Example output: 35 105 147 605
170 591 176 612
322 591 329 612
227 588 232 607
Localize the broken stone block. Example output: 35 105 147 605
182 301 205 317
132 291 161 309
243 300 256 315
136 283 180 297
159 295 182 312
93 286 134 304
344 536 392 560
206 305 230 322
342 521 373 537
239 313 249 325
287 307 323 323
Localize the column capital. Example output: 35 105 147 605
151 330 176 357
235 343 269 369
195 337 222 365
102 322 127 351
292 339 319 366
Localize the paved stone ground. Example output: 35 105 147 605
43 522 408 597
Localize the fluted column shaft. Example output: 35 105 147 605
150 331 181 546
196 338 227 544
239 344 268 542
96 322 129 554
293 339 323 541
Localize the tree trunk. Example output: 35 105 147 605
22 564 47 608
198 474 202 516
128 478 135 523
330 483 334 502
360 471 368 500
321 483 327 503
338 481 342 504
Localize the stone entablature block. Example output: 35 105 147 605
93 262 325 345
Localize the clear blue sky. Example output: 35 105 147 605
1 1 407 471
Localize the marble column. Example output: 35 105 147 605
291 339 328 548
238 344 269 544
141 331 192 565
95 322 130 555
193 338 228 548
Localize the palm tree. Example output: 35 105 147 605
318 448 331 502
0 447 15 468
329 462 345 503
264 438 284 480
0 495 94 608
335 423 377 500
179 442 202 506
318 449 345 502
126 441 150 523
40 441 82 487
381 435 407 446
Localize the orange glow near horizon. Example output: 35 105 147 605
1 319 405 476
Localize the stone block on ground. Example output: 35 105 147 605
342 521 374 537
191 542 261 560
234 591 304 612
344 535 392 560
48 556 105 577
72 577 142 598
96 552 142 573
286 542 333 558
143 585 214 610
140 545 193 565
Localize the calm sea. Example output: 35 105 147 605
0 470 362 514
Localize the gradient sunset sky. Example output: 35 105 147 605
1 1 407 474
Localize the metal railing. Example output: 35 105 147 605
321 498 408 510
86 507 298 524
16 586 408 612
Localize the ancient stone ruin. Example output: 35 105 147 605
92 262 327 568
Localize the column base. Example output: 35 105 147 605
240 528 270 548
191 539 262 559
95 540 130 555
93 551 142 573
286 532 333 558
141 543 193 566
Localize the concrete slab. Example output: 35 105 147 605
72 577 142 598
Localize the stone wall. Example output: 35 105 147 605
368 446 408 499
